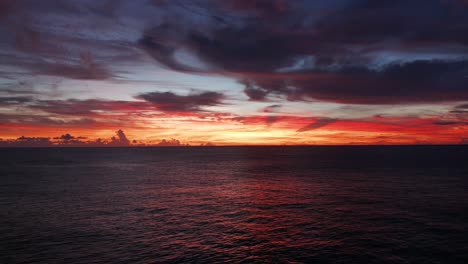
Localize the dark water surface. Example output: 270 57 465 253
1 146 467 263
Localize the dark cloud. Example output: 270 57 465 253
0 96 33 105
455 103 468 109
314 0 468 45
0 0 14 18
450 110 468 115
139 0 468 104
0 94 226 131
0 136 53 147
136 91 225 112
33 99 153 116
54 133 76 141
0 129 132 147
2 0 467 104
52 133 89 145
16 136 50 142
222 0 290 12
0 130 193 147
1 48 116 81
243 80 270 101
240 60 468 104
0 80 48 96
38 54 113 80
297 118 338 132
432 120 468 126
111 129 130 146
0 113 108 128
449 103 468 115
1 0 468 147
0 1 138 82
156 138 188 146
139 23 297 73
262 104 282 113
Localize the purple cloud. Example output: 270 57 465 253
136 91 225 112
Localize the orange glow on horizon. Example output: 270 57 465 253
1 115 466 146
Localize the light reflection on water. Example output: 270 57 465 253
0 146 467 263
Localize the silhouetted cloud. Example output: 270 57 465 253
297 118 338 132
136 91 225 112
0 129 132 147
244 81 270 101
262 104 282 113
16 136 52 145
432 120 468 126
110 129 130 146
52 133 88 145
156 138 189 146
0 136 52 147
58 133 75 141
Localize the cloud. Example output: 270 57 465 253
241 60 468 104
37 55 112 80
32 99 153 116
0 129 132 147
54 133 76 141
138 0 468 104
243 80 270 101
16 136 51 144
0 111 142 132
1 48 115 81
0 1 138 82
296 118 338 132
200 142 216 146
455 103 468 109
0 94 229 132
156 138 188 146
432 120 468 126
2 0 467 104
1 0 468 146
110 129 130 146
262 104 282 113
449 103 468 116
0 136 52 147
0 96 33 105
52 133 89 145
0 0 14 19
136 91 225 112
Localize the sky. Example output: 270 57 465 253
0 0 468 146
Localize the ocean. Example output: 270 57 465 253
1 146 467 263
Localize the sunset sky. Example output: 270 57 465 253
1 0 468 146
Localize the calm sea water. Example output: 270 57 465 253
0 146 467 263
